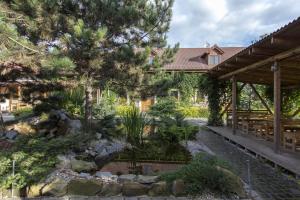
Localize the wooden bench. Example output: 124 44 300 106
283 130 300 152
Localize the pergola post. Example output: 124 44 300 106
232 75 237 134
273 61 281 153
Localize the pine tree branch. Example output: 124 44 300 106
7 36 40 54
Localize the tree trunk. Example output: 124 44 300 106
0 109 5 135
85 79 93 130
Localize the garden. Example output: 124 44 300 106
0 0 247 199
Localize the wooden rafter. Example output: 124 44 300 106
249 84 273 115
219 46 300 80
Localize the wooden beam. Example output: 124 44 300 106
232 76 237 134
273 62 281 153
249 84 273 115
291 107 300 118
220 83 246 118
219 46 300 80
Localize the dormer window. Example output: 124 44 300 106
208 55 221 65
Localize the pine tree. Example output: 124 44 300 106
4 0 175 128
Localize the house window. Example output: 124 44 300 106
208 55 221 65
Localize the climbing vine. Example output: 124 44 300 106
199 75 231 126
172 72 200 103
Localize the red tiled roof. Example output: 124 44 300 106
164 47 244 72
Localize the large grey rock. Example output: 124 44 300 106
148 181 168 196
136 175 159 184
181 140 215 156
172 179 186 196
70 159 97 173
5 130 18 140
68 119 82 131
41 177 69 197
95 171 118 182
99 182 122 196
122 182 149 197
118 174 137 183
67 179 102 196
56 154 72 169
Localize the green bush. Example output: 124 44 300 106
116 105 132 116
0 133 92 189
161 153 238 196
12 107 33 118
177 106 209 118
156 115 199 145
148 97 178 118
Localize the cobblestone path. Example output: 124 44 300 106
197 126 300 200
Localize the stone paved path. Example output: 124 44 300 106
196 126 300 200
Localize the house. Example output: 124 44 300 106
138 45 244 111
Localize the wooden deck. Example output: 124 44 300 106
207 126 300 177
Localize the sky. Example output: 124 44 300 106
167 0 300 48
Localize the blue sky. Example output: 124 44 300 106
167 0 300 47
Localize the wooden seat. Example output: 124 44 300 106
283 131 300 152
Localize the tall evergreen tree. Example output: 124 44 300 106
4 0 175 127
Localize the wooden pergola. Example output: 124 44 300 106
209 17 300 154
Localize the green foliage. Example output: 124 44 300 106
93 115 124 139
148 97 178 118
172 73 200 102
12 107 33 118
116 105 132 117
0 133 91 189
161 153 236 196
117 142 190 162
93 89 118 119
199 75 230 126
177 106 209 118
122 105 148 147
156 115 199 145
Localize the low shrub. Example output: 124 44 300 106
161 153 241 196
116 105 132 116
177 106 209 118
148 97 178 118
12 107 33 118
0 133 92 189
156 115 199 145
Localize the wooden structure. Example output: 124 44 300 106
209 17 300 154
0 83 31 112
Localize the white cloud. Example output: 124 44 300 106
167 0 300 47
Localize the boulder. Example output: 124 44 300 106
95 171 118 182
217 167 247 198
27 183 45 198
56 154 72 169
68 119 82 132
99 182 122 196
67 179 103 196
41 177 68 197
5 130 18 140
136 175 159 184
94 153 116 168
148 181 168 196
79 172 93 179
70 159 97 173
172 179 186 196
122 182 149 197
13 122 36 135
118 174 137 183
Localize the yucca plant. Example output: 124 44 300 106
122 105 148 174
